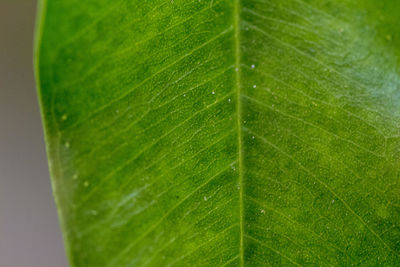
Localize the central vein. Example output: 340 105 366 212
233 0 244 265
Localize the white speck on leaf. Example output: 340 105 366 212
253 85 257 88
231 164 236 171
251 64 255 69
203 196 207 201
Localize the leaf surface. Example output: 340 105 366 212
36 0 400 265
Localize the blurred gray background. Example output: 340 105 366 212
0 0 68 266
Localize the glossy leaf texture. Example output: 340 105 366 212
35 0 400 266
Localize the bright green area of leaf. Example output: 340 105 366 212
35 0 400 265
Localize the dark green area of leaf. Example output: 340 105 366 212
36 0 400 265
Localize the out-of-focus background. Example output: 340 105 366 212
0 1 68 266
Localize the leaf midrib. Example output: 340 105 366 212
233 0 244 266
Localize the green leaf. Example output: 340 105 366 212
35 0 400 265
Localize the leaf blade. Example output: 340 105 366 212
36 0 400 265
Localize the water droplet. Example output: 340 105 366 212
235 68 239 72
212 91 215 95
84 181 89 187
331 199 335 203
253 85 256 88
183 94 186 97
252 136 255 139
61 114 68 121
260 209 265 214
228 98 231 103
203 196 207 201
251 64 255 69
